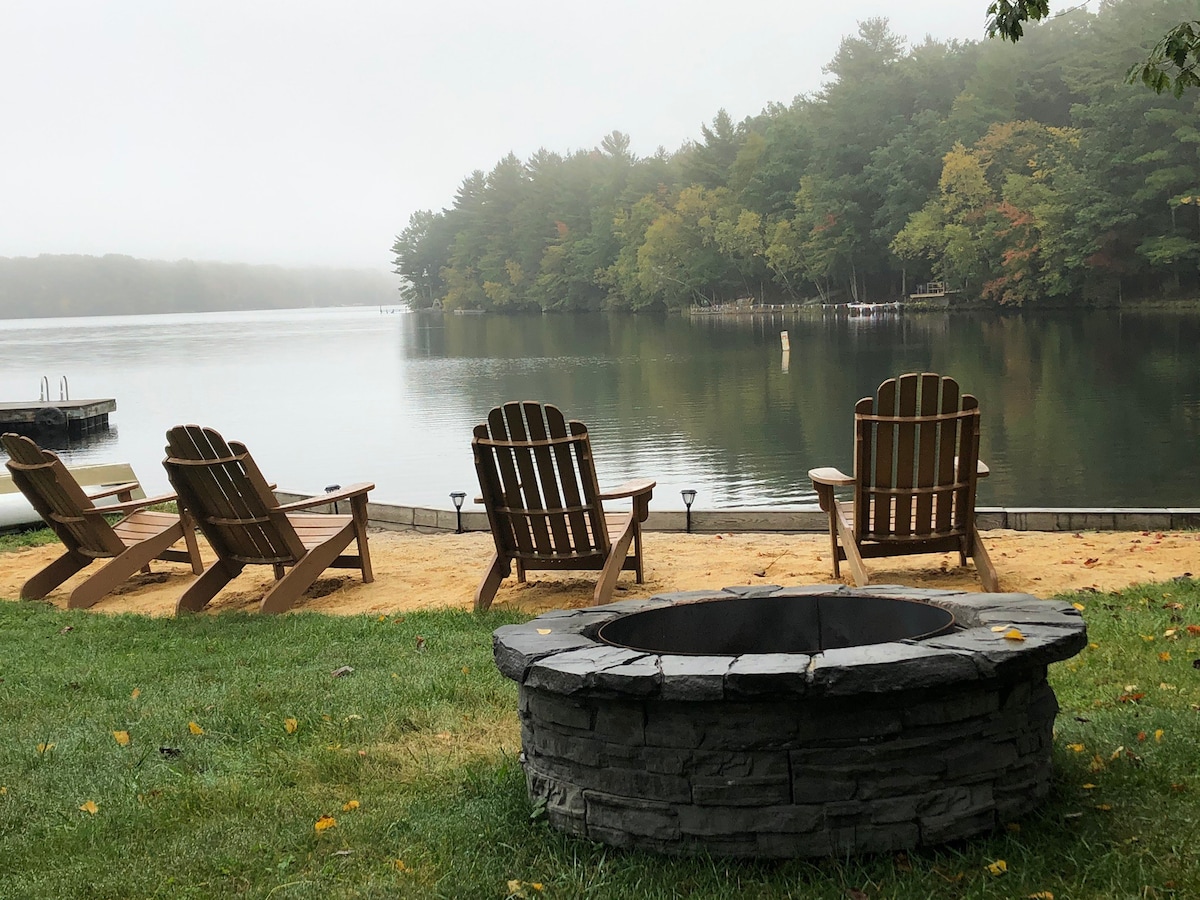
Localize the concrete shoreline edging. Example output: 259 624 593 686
274 492 1200 535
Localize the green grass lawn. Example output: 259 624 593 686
2 548 1200 898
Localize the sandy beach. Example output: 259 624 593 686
1 527 1197 616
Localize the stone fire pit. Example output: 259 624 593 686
492 585 1087 858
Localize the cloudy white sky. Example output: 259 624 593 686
2 1 1016 271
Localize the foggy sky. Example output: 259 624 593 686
2 1 1017 271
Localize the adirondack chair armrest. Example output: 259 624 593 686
808 467 854 486
599 479 656 501
808 467 854 514
86 481 142 502
276 482 374 512
81 491 179 516
600 478 655 521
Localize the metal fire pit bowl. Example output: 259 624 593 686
492 585 1088 859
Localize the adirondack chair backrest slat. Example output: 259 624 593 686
164 425 305 564
1 433 125 556
473 402 610 562
853 374 981 544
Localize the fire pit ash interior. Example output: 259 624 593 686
493 585 1087 858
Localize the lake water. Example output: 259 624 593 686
1 305 1198 511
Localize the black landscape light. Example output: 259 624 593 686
450 491 466 534
681 489 697 534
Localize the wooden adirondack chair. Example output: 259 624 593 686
162 425 374 614
472 401 654 611
1 433 203 608
808 373 999 592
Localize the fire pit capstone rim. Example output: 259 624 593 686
493 585 1088 699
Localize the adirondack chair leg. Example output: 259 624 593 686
350 496 373 583
67 525 188 609
475 553 508 612
633 524 644 583
825 508 841 579
181 509 204 575
834 506 870 587
20 549 91 601
594 522 637 606
177 558 244 613
259 528 357 614
515 560 526 584
970 525 1000 592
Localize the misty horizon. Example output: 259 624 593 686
0 1 1064 271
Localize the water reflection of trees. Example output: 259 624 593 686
406 310 1200 507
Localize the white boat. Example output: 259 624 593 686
0 461 146 530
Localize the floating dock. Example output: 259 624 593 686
0 399 116 435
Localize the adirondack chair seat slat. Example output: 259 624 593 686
2 433 203 608
472 401 654 611
163 425 373 615
807 374 999 592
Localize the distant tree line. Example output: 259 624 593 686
0 254 396 319
393 0 1200 312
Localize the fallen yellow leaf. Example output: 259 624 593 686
112 730 130 746
536 628 552 635
1110 746 1125 760
188 721 204 735
314 814 337 832
1088 642 1100 649
1027 893 1055 899
1095 803 1112 811
1155 729 1165 742
79 800 98 815
990 625 1012 632
1159 651 1172 662
1004 628 1025 642
378 614 387 622
284 718 298 735
1 786 8 795
1072 602 1085 611
1141 634 1156 642
1067 743 1086 752
342 799 360 811
461 666 470 674
131 687 141 700
986 859 1008 876
395 859 411 873
36 742 55 754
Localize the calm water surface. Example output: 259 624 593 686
1 306 1198 510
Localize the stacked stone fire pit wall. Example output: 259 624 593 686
493 585 1088 858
